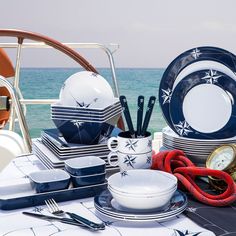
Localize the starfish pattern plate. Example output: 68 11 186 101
159 46 236 131
169 70 236 139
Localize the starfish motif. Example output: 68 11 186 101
201 70 222 84
71 120 84 129
76 101 90 108
146 155 152 164
147 140 152 148
190 48 202 59
33 206 44 213
125 139 139 152
123 155 136 168
174 121 192 136
174 229 202 236
91 72 98 77
161 88 172 104
120 171 128 177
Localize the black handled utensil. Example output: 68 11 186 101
119 95 135 138
141 96 156 136
136 95 144 137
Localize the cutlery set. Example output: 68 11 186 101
119 95 156 138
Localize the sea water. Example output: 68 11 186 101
17 68 167 138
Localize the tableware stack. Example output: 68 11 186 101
94 169 187 222
107 170 177 210
65 156 106 187
32 128 120 170
51 71 122 145
159 46 236 165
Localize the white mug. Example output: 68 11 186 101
108 151 152 171
107 131 152 154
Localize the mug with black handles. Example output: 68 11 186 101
107 131 152 171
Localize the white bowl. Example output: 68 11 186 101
108 170 177 196
108 183 177 197
108 185 176 210
59 71 114 108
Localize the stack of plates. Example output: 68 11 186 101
94 190 187 222
51 98 122 122
32 128 119 170
159 47 236 164
162 127 236 165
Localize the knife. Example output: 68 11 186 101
23 212 84 227
136 95 144 137
141 96 156 136
119 95 135 138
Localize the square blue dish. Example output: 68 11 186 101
65 156 106 176
71 172 106 187
29 169 70 193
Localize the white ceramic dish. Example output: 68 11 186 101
108 169 177 195
59 71 114 108
108 186 176 210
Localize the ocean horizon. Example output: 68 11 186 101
14 67 167 138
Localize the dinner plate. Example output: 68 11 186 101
94 190 187 222
159 46 236 130
169 70 236 139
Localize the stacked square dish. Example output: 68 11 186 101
65 156 106 187
158 46 236 165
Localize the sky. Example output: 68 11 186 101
1 0 236 68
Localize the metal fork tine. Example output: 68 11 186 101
51 199 60 212
45 199 54 213
49 199 58 212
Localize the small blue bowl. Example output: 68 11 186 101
71 172 106 187
29 169 70 193
65 156 106 176
52 119 114 145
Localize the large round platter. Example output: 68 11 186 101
159 46 236 130
169 70 236 139
94 190 187 222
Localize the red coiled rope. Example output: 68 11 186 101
151 150 236 206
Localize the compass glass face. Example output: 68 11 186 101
209 146 234 170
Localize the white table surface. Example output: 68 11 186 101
0 155 215 236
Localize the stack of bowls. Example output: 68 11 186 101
108 169 177 210
51 71 122 145
65 156 106 187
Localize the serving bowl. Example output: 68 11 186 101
29 169 70 193
108 185 177 210
52 113 121 145
65 156 106 176
59 71 114 108
108 169 177 195
107 169 178 210
70 172 106 187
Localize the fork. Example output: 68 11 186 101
45 199 105 231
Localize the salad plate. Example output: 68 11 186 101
94 190 187 222
159 46 236 130
169 70 236 139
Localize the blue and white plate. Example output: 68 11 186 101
94 190 187 222
159 46 236 130
169 70 236 139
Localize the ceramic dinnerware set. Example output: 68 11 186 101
159 46 236 165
